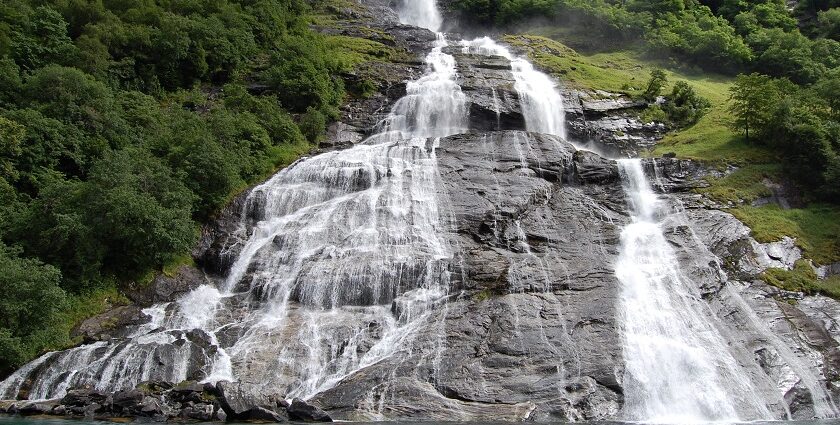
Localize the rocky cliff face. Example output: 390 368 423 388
3 0 840 422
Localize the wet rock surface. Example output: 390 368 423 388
452 52 525 131
0 381 332 423
310 131 626 421
4 1 840 423
563 89 667 157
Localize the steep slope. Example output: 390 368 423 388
2 0 840 423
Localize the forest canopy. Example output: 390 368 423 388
449 0 840 203
0 0 347 376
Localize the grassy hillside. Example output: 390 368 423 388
507 33 840 295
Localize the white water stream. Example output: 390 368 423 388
0 2 466 401
616 159 775 423
1 1 838 423
460 37 567 139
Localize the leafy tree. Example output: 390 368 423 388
822 156 840 201
643 68 668 102
10 6 78 72
0 116 23 181
0 242 66 376
299 107 327 143
728 73 786 141
663 81 712 126
811 37 840 68
819 8 840 40
767 102 835 188
748 29 826 83
222 84 305 145
14 174 104 288
22 65 125 141
208 109 274 181
3 109 94 192
263 35 344 113
812 68 840 117
84 147 197 276
627 0 686 15
733 2 798 35
0 57 20 107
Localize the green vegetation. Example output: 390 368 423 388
0 0 377 376
452 0 840 79
763 260 840 298
730 205 840 264
698 164 781 204
496 1 840 295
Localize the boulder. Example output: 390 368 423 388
61 388 108 407
17 400 59 416
287 398 332 422
573 150 618 184
216 381 280 420
180 404 216 421
244 406 288 422
112 389 144 410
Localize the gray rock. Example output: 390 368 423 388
112 389 144 410
760 236 802 270
180 404 216 421
321 122 364 150
61 388 107 407
573 150 618 184
17 400 59 416
139 396 163 416
216 381 280 420
72 305 151 343
452 52 525 132
245 406 288 422
125 266 208 306
287 398 332 422
580 91 645 113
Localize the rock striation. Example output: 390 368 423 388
3 0 840 423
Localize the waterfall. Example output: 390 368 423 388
460 37 567 139
0 5 466 401
395 0 443 32
616 159 773 423
3 0 838 421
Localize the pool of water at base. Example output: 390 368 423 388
3 416 840 425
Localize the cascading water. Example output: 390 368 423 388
615 159 774 423
3 0 839 422
396 0 443 32
0 1 466 401
461 37 567 139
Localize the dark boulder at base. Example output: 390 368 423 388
287 398 333 422
61 388 108 408
16 400 59 416
216 381 284 420
243 406 288 422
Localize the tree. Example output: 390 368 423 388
748 28 825 84
728 73 785 141
664 81 712 127
22 65 125 141
0 116 23 181
643 68 668 102
10 6 78 72
84 147 197 276
0 57 20 107
0 242 66 376
768 102 834 188
812 68 840 117
628 0 686 15
819 8 840 40
299 107 327 143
